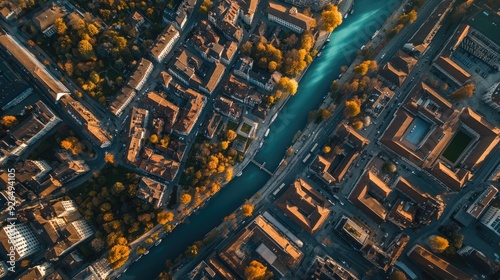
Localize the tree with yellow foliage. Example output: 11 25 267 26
245 260 271 280
352 121 364 130
428 235 449 253
108 244 130 269
226 130 237 141
54 18 67 35
199 0 213 14
323 146 331 154
150 134 159 144
225 167 233 183
220 141 229 150
344 99 361 117
1 115 18 128
157 211 174 225
278 77 298 95
354 60 378 76
104 153 115 164
321 4 343 32
180 193 192 205
242 204 254 217
60 136 84 155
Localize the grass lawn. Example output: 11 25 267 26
240 123 252 134
442 131 473 163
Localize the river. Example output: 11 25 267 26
124 0 401 278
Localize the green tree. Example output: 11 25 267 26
242 204 254 217
451 232 464 249
428 235 449 253
321 4 343 32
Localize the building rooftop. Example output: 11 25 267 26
276 178 331 234
379 51 416 86
137 177 167 208
335 216 369 249
150 25 179 62
140 148 180 181
348 171 391 224
408 245 472 280
33 2 68 31
59 95 111 147
127 58 153 90
0 31 69 101
407 0 452 54
0 60 31 110
267 1 315 31
146 92 179 131
305 255 359 280
469 9 500 46
336 123 370 149
171 85 206 135
467 185 498 219
213 96 242 121
432 56 471 86
219 214 303 277
169 48 226 94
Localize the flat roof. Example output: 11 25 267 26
0 60 31 109
469 10 500 46
0 31 69 100
467 185 498 218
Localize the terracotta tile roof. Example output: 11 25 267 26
431 162 471 191
348 171 391 224
276 179 330 234
267 2 315 31
433 56 471 86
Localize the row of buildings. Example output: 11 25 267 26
0 200 94 279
